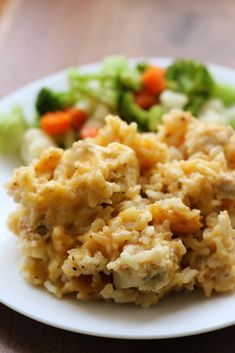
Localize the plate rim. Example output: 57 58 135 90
1 289 235 339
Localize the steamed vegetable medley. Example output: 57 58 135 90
2 56 235 164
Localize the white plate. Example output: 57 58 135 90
1 58 235 339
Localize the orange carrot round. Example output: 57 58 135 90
68 108 87 129
142 66 166 95
134 89 157 109
41 112 71 136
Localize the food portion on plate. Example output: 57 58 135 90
6 111 235 307
2 56 235 165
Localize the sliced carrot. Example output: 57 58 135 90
67 108 87 129
41 108 88 136
41 112 71 136
134 89 157 109
80 126 98 139
142 66 166 95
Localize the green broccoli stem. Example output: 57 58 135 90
76 84 116 108
184 95 208 115
230 118 235 129
118 92 149 131
119 92 166 131
57 91 77 107
68 70 115 81
212 83 235 107
148 105 166 131
68 79 118 109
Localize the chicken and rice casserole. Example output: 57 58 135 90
6 110 235 307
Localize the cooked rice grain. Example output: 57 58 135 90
6 110 235 307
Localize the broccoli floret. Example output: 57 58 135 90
0 106 28 155
119 68 141 91
166 59 214 95
136 62 148 73
166 59 215 114
36 88 77 116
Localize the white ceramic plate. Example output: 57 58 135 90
1 58 235 339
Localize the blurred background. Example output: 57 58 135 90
0 0 235 97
